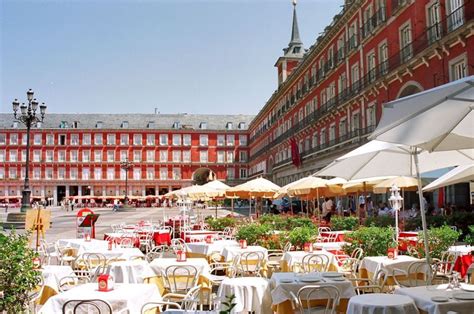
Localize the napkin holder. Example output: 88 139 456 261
108 240 113 251
387 248 397 259
98 274 114 292
32 257 41 269
239 239 247 249
84 233 91 242
205 235 213 244
176 250 187 262
304 242 313 253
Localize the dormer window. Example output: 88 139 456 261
293 47 301 53
72 121 79 129
200 122 207 130
36 122 42 128
121 121 129 128
238 122 246 130
59 121 68 129
147 121 155 129
12 122 18 128
172 121 181 129
226 122 233 130
96 121 103 129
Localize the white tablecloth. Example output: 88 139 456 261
448 245 474 255
347 293 419 314
313 242 347 252
395 284 474 314
221 245 268 262
41 265 76 293
282 250 339 271
359 255 421 279
57 238 109 254
100 247 145 260
149 258 211 277
217 277 272 314
270 272 356 305
39 283 162 313
108 260 156 283
187 240 239 256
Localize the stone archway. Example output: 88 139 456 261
192 167 217 185
396 81 424 99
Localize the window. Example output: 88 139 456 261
9 150 17 162
72 121 79 129
0 168 5 179
348 21 358 49
107 150 115 162
312 133 318 147
367 105 377 127
21 133 27 146
449 54 467 81
199 135 208 146
0 150 4 162
172 134 181 146
183 134 191 146
45 134 53 145
0 134 5 145
351 64 360 91
399 22 412 62
447 0 464 31
146 168 154 180
160 134 168 146
120 150 128 162
107 134 116 145
71 150 78 162
217 135 225 146
238 122 246 130
33 150 41 162
94 150 102 162
46 168 53 180
227 168 235 180
172 150 181 162
200 150 208 163
240 168 247 179
239 151 247 162
82 168 90 180
239 135 247 146
71 134 79 145
133 150 141 162
70 168 78 180
320 129 326 146
10 134 18 145
226 151 234 163
96 121 103 129
199 122 207 129
427 1 441 43
94 134 103 145
83 134 91 145
146 150 155 162
338 73 347 94
9 168 17 179
339 119 347 138
58 134 66 146
226 122 233 130
329 125 336 142
83 150 90 162
120 134 129 145
58 168 65 180
146 134 155 146
367 52 376 82
183 150 191 162
172 121 180 129
21 150 26 162
121 121 129 128
217 151 225 163
120 168 126 180
133 168 141 180
352 112 361 131
58 150 66 162
160 167 168 180
226 135 235 146
46 150 53 162
172 168 181 180
107 168 115 180
160 150 168 162
133 134 142 145
378 42 388 74
33 134 42 145
147 121 155 129
94 168 102 180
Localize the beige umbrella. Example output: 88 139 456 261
342 176 394 193
373 176 421 194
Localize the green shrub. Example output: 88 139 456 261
287 217 315 229
463 225 474 246
364 215 395 228
256 233 289 250
205 217 237 231
331 216 359 231
236 223 272 245
408 225 461 259
288 226 317 249
343 226 396 257
0 231 42 312
258 214 288 230
404 212 474 236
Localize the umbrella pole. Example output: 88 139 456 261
290 197 293 215
249 195 252 218
413 151 431 262
317 189 320 223
231 198 234 215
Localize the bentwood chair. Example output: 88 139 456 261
292 285 341 314
140 301 181 314
62 299 118 314
301 253 330 273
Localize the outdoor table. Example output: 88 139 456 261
280 250 339 272
347 293 419 314
57 238 109 255
359 255 421 284
217 277 272 314
39 283 162 314
398 231 419 251
270 272 355 314
38 265 76 305
319 230 349 242
186 240 239 258
103 232 140 247
395 284 474 314
90 247 144 261
104 229 171 246
313 242 347 254
108 259 155 283
221 245 268 262
181 230 220 243
450 245 474 278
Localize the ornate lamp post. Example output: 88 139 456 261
120 157 133 207
13 89 46 213
389 184 403 245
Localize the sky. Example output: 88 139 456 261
0 0 344 115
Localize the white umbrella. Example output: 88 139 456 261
369 77 474 261
423 164 474 191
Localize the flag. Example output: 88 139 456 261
290 138 301 167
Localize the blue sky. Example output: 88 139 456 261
0 0 344 115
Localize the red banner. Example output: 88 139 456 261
290 138 301 167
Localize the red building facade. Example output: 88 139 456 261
0 114 252 204
248 0 474 186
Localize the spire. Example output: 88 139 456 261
289 0 302 46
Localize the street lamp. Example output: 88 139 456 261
389 184 403 245
13 89 47 213
120 157 133 206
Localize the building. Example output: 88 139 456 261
0 113 253 204
248 0 474 186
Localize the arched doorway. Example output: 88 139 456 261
192 167 217 185
397 81 424 99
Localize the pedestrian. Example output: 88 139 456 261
5 203 8 213
71 202 75 211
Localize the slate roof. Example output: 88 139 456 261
0 113 255 131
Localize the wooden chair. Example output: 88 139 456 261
292 285 341 314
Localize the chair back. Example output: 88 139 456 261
83 253 107 268
302 254 330 273
239 251 265 276
318 227 331 233
62 299 113 314
394 260 435 287
119 237 134 248
146 245 166 262
140 301 181 314
296 285 340 314
163 265 199 293
58 276 79 292
350 248 364 261
182 285 202 310
438 251 458 276
283 242 293 253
